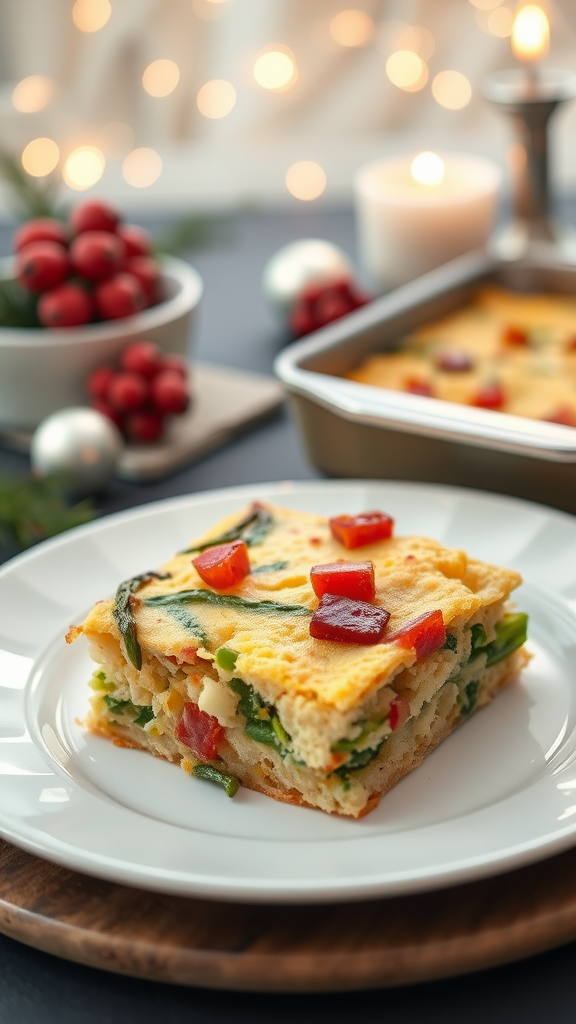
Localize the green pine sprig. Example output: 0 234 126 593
0 474 95 550
0 151 64 221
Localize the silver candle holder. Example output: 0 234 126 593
483 67 576 259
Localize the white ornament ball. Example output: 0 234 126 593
31 408 123 496
262 239 354 320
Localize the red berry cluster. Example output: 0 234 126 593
87 340 190 443
13 200 162 328
290 278 370 338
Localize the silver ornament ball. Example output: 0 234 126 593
31 408 123 496
262 239 353 320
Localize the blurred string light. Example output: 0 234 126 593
193 0 231 17
63 146 105 189
386 51 428 92
21 138 59 177
376 21 435 61
96 121 135 158
197 80 237 118
475 5 514 36
487 8 514 36
329 10 374 47
12 76 54 113
511 4 550 60
253 47 297 91
431 70 472 110
142 59 180 97
122 147 162 187
285 161 326 201
72 0 111 32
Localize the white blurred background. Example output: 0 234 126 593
1 0 576 212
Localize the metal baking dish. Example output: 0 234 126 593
275 247 576 513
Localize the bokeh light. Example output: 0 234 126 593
386 51 428 92
253 49 297 91
488 7 513 36
197 80 237 118
329 10 374 47
193 0 230 18
142 59 180 97
469 0 501 8
376 22 435 61
122 147 163 188
21 138 59 177
97 121 135 158
431 70 472 110
411 151 445 187
512 5 549 60
12 76 54 113
72 0 111 32
63 146 105 190
285 161 326 201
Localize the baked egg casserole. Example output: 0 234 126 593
68 502 528 818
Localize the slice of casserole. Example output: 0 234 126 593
68 501 528 818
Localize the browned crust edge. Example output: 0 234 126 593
86 648 528 819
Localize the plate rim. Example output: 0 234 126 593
2 478 576 904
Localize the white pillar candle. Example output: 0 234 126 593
354 152 502 291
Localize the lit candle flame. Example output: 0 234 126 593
511 5 549 62
410 151 445 187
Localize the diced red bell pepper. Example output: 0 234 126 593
435 350 474 372
175 701 224 760
405 378 434 397
192 540 250 589
310 561 375 602
389 693 411 731
329 511 394 549
472 382 504 410
310 593 390 645
386 610 446 659
543 406 576 427
502 325 528 347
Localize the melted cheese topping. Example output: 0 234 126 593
81 503 521 714
346 286 576 422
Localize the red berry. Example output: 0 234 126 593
313 289 351 327
125 255 161 305
70 231 126 281
16 241 69 292
37 282 93 327
90 398 123 431
120 340 164 378
290 306 317 337
108 372 149 412
86 365 116 400
94 272 146 320
150 371 189 414
70 199 121 235
13 218 68 252
116 224 152 258
161 354 187 377
124 410 164 443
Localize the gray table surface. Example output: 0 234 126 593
1 205 576 1023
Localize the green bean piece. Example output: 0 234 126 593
192 763 240 797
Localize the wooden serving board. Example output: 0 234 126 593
2 837 576 991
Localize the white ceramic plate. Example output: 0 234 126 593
3 480 576 904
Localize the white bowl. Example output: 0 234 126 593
0 254 203 429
